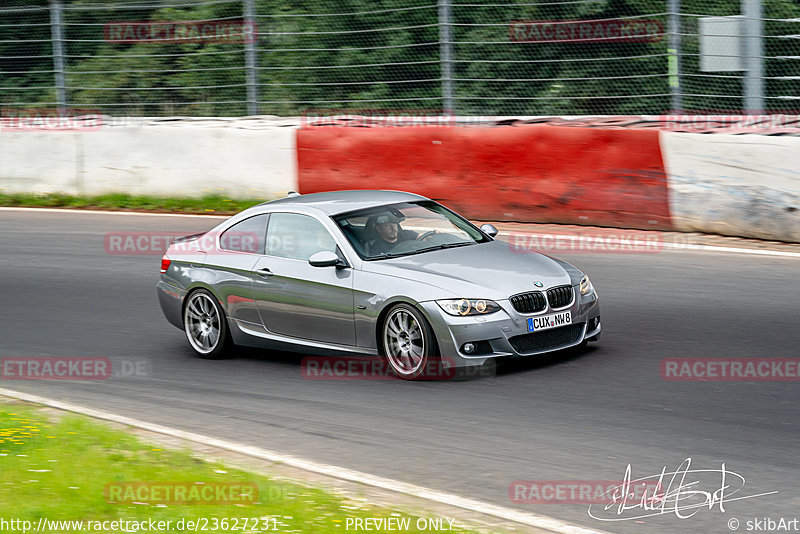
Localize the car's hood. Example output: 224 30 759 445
361 240 581 300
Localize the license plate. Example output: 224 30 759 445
527 311 572 332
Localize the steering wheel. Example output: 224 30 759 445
418 230 437 241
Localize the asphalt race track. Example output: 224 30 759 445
1 209 798 534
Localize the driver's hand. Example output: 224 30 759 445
419 230 437 242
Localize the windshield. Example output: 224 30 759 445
333 200 490 260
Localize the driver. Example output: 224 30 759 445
369 214 418 255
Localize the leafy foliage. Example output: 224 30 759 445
1 0 798 116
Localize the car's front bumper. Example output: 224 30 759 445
419 287 600 368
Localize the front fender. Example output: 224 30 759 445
352 270 457 350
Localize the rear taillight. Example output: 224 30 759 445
160 255 171 273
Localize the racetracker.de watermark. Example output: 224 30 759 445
661 358 800 381
509 480 663 504
660 113 800 132
301 356 495 380
302 108 459 128
0 357 150 380
104 20 256 44
509 19 664 43
300 108 498 128
104 481 263 505
507 230 664 254
104 231 263 255
0 108 103 132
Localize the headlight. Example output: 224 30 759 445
580 275 595 296
436 299 501 316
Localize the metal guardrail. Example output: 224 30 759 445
1 0 798 117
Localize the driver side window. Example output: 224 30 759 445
266 213 338 261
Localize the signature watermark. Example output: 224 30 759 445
587 458 777 522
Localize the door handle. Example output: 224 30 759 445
256 267 273 277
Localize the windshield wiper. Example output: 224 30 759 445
370 252 412 259
368 241 475 260
439 241 474 249
370 248 437 259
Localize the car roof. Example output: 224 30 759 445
259 190 429 216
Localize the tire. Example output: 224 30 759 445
380 303 439 380
183 289 231 359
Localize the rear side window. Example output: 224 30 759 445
219 214 268 254
266 212 338 261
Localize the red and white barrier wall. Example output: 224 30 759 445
2 117 798 242
298 125 800 243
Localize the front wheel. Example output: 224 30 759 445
183 289 230 359
381 303 438 380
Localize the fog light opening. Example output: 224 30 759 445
462 342 476 354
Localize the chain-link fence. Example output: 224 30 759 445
1 0 798 117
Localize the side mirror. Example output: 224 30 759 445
480 223 499 238
309 250 341 267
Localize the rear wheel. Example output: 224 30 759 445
381 303 438 380
183 289 230 359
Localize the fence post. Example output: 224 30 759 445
49 0 67 115
438 0 454 115
244 0 258 116
667 0 683 113
742 0 765 113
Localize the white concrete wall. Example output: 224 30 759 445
0 123 298 198
661 131 800 242
0 131 82 195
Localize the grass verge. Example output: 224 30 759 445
0 193 271 215
0 402 478 533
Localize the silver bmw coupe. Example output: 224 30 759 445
157 190 600 379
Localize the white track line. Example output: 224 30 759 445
0 388 611 534
0 207 227 218
4 206 797 259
